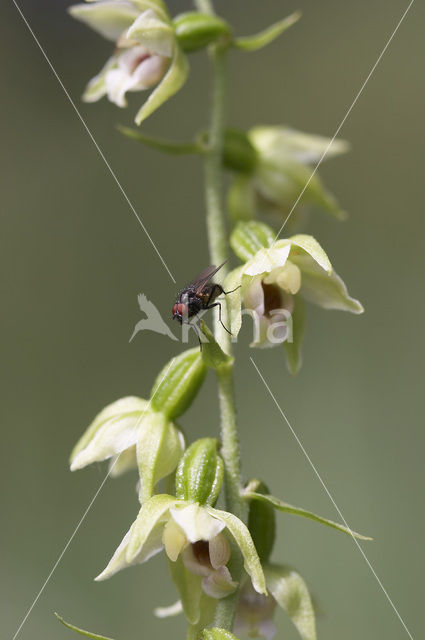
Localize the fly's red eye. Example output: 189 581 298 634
177 303 187 316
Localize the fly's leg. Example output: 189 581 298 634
206 302 232 335
188 322 203 350
222 285 241 295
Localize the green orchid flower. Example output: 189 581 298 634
225 222 363 373
95 496 266 604
227 125 349 222
69 0 188 124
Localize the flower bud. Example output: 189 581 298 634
247 480 276 563
175 438 224 506
150 348 207 420
173 12 230 52
230 221 274 262
222 129 259 174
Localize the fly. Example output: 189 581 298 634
172 261 240 345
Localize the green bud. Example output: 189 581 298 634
223 128 259 174
247 480 276 563
150 348 207 420
175 438 224 506
173 12 230 52
230 220 275 262
136 412 184 503
202 630 240 640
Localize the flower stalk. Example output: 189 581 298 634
198 3 248 629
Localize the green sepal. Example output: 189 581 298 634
230 221 275 262
244 491 372 540
247 480 276 563
55 614 115 640
150 348 207 419
222 128 259 174
135 43 188 125
202 629 240 640
264 563 317 640
284 296 305 375
234 11 301 51
206 506 267 595
168 556 202 624
173 12 230 52
117 125 203 155
175 438 224 506
200 321 233 369
68 2 139 42
136 412 184 502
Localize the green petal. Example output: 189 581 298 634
284 296 305 375
230 221 275 262
290 254 364 313
126 494 178 562
55 614 115 640
278 234 332 273
135 44 188 125
136 412 184 502
244 492 372 540
68 2 139 41
264 563 317 640
234 11 301 51
95 526 134 581
258 158 346 220
168 556 202 624
207 507 267 595
249 125 349 166
222 267 244 336
130 0 170 23
82 56 117 103
70 396 150 470
127 9 175 57
227 175 256 223
150 348 207 419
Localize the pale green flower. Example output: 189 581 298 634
228 125 349 222
70 397 184 492
226 225 363 372
96 495 266 600
69 0 188 124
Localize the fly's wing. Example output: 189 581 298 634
187 261 227 295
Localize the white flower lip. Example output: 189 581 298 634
170 504 225 543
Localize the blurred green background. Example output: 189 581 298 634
2 1 424 639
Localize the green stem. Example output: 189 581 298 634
197 2 248 630
195 0 214 13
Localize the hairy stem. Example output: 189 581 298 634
197 1 248 630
